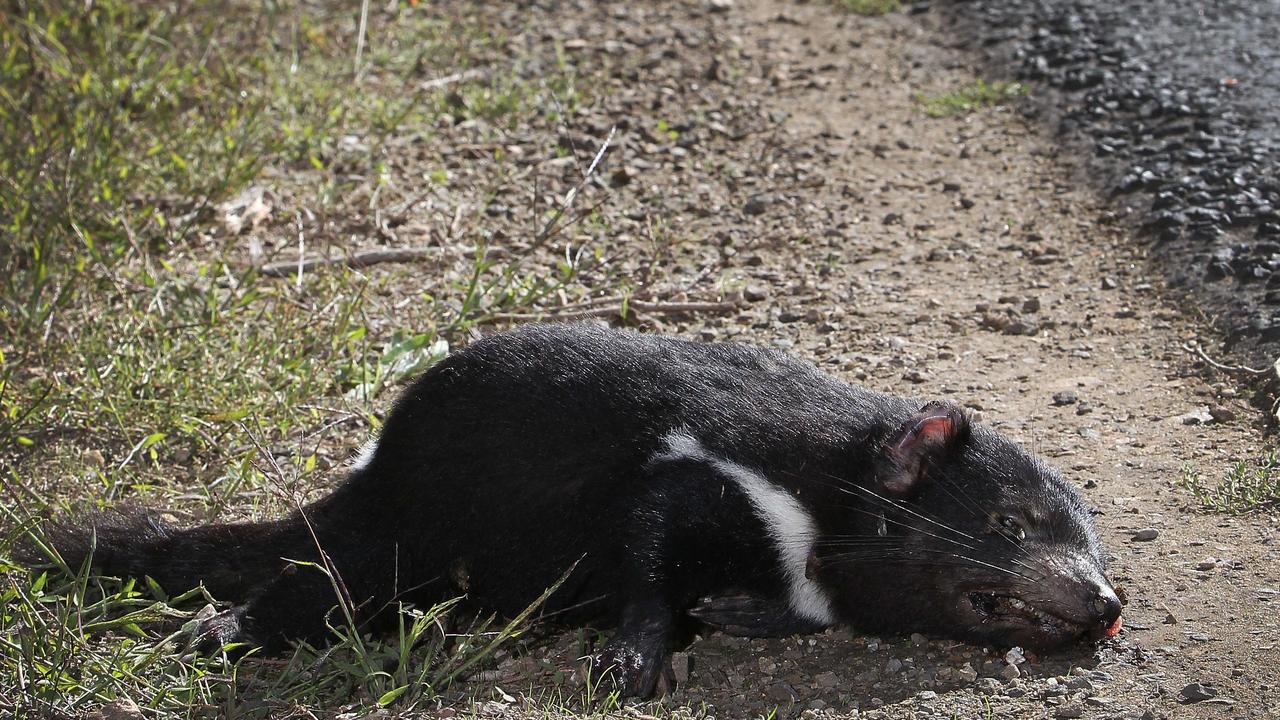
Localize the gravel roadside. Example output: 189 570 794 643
938 0 1280 377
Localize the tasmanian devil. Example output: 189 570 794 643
37 323 1122 697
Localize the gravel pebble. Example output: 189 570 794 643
97 700 145 720
1052 390 1079 406
742 193 775 216
671 651 691 684
1180 683 1218 702
1065 676 1094 691
1208 406 1236 423
744 284 770 302
1179 407 1215 425
814 671 839 689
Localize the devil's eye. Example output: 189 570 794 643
998 515 1026 542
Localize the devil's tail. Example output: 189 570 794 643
30 505 317 601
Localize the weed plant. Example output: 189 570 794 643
833 0 902 15
916 79 1029 117
1179 453 1280 514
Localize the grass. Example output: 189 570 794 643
0 541 570 717
915 79 1029 118
5 2 398 452
0 0 609 476
0 0 644 717
832 0 902 15
1179 453 1280 514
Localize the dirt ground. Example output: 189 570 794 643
403 1 1279 718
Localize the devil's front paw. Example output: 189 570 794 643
587 639 675 699
185 604 252 657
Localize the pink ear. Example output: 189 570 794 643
892 414 957 455
879 402 970 497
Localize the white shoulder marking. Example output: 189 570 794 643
653 431 837 626
653 430 707 464
717 460 838 626
349 437 379 471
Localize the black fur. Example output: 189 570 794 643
34 324 1121 697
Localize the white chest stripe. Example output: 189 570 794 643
657 432 837 626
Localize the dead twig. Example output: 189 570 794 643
1182 341 1271 375
293 211 305 292
525 126 615 255
354 0 370 80
520 286 701 314
485 299 741 323
540 294 630 312
420 68 487 92
259 246 491 277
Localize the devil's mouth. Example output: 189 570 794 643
967 592 1084 634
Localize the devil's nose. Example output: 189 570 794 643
1090 586 1122 625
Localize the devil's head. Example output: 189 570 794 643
818 401 1122 650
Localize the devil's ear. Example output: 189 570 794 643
875 401 970 498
